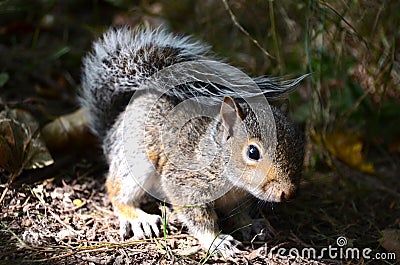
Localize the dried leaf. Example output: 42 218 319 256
173 245 201 256
388 136 400 154
5 108 39 132
56 229 75 242
380 229 400 262
41 108 96 153
0 109 54 175
24 133 54 170
312 130 375 173
0 119 27 173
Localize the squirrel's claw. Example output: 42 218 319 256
119 219 133 240
205 234 243 258
119 213 162 240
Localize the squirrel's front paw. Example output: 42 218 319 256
119 212 162 240
198 233 242 258
237 218 274 242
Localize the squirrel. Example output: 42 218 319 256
80 26 305 257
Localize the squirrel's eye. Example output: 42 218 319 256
247 144 261 161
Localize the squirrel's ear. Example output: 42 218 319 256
271 98 290 116
220 96 244 139
279 99 290 116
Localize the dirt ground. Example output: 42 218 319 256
1 154 398 264
0 162 332 264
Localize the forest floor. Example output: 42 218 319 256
1 153 399 264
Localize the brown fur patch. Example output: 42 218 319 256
105 176 139 220
146 150 159 164
105 177 120 200
113 201 139 220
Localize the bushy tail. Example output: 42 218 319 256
80 26 210 138
80 26 307 138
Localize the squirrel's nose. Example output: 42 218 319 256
280 190 295 201
280 191 287 201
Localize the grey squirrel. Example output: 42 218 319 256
80 26 305 257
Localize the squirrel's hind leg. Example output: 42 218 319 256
105 143 163 240
106 174 162 240
104 101 164 240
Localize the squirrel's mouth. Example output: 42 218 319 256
254 182 297 202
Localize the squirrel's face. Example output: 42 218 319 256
219 97 303 203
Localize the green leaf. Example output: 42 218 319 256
50 46 71 60
0 72 9 87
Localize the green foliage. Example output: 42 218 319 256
0 72 9 87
